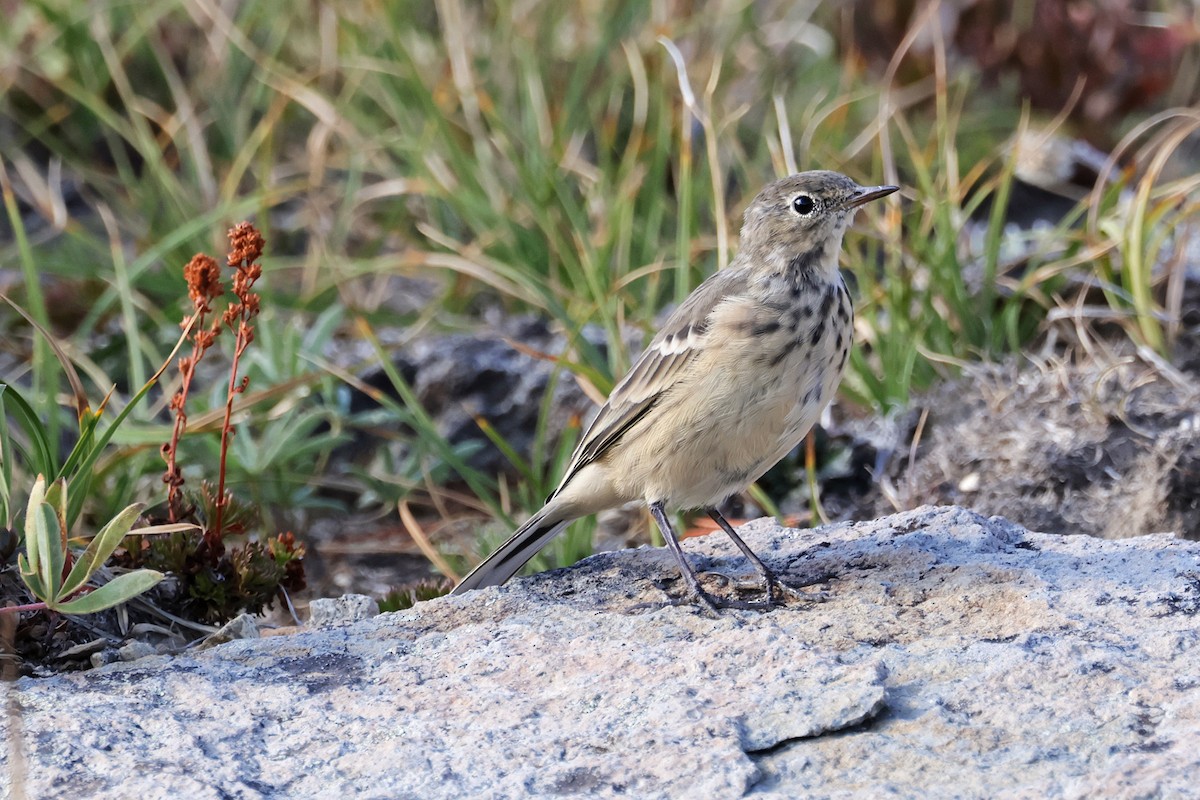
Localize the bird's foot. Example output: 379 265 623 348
634 577 741 616
640 573 790 614
764 576 807 604
660 587 724 617
706 572 792 610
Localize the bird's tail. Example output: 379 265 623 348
450 505 573 594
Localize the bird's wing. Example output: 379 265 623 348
549 267 751 500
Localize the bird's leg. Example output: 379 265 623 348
706 508 801 605
648 501 720 613
648 502 776 613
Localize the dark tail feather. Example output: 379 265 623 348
451 506 572 594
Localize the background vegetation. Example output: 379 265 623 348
1 0 1197 638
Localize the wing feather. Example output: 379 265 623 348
549 267 752 500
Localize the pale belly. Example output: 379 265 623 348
603 311 850 510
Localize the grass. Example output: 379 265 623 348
1 0 1197 597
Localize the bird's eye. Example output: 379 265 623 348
792 195 816 215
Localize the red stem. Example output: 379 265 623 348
212 322 249 546
166 350 196 520
0 602 49 615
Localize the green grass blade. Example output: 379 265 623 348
0 388 13 526
0 383 59 479
472 415 534 486
64 322 194 528
354 317 508 524
0 159 58 448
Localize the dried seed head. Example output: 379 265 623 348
184 254 223 307
226 221 264 268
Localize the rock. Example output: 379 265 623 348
194 613 260 651
116 641 158 662
5 506 1200 798
87 649 119 669
308 594 379 627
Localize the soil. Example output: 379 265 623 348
844 281 1200 541
843 348 1200 540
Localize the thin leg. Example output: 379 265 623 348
649 501 718 613
707 508 800 605
648 503 778 613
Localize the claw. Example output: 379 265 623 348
646 501 807 614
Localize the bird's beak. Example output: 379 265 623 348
843 184 900 209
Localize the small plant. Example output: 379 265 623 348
158 223 266 542
0 277 197 626
139 222 307 623
378 578 453 613
212 221 267 544
163 253 224 523
134 521 305 623
5 475 167 616
162 223 266 543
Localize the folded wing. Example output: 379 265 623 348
548 267 750 500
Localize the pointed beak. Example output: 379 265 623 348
843 184 900 209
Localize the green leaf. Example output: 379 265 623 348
16 552 47 601
43 477 68 540
247 410 327 472
0 387 12 526
51 570 164 615
23 474 48 576
58 405 104 486
60 502 146 599
34 502 64 601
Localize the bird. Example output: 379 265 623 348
451 170 899 609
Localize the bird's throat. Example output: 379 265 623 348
779 236 842 292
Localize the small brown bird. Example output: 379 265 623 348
452 171 898 608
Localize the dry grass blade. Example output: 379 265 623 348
399 499 460 582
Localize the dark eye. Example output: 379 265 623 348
792 195 816 215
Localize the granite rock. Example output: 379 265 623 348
4 506 1200 799
308 593 380 627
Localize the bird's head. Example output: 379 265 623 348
739 170 898 272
